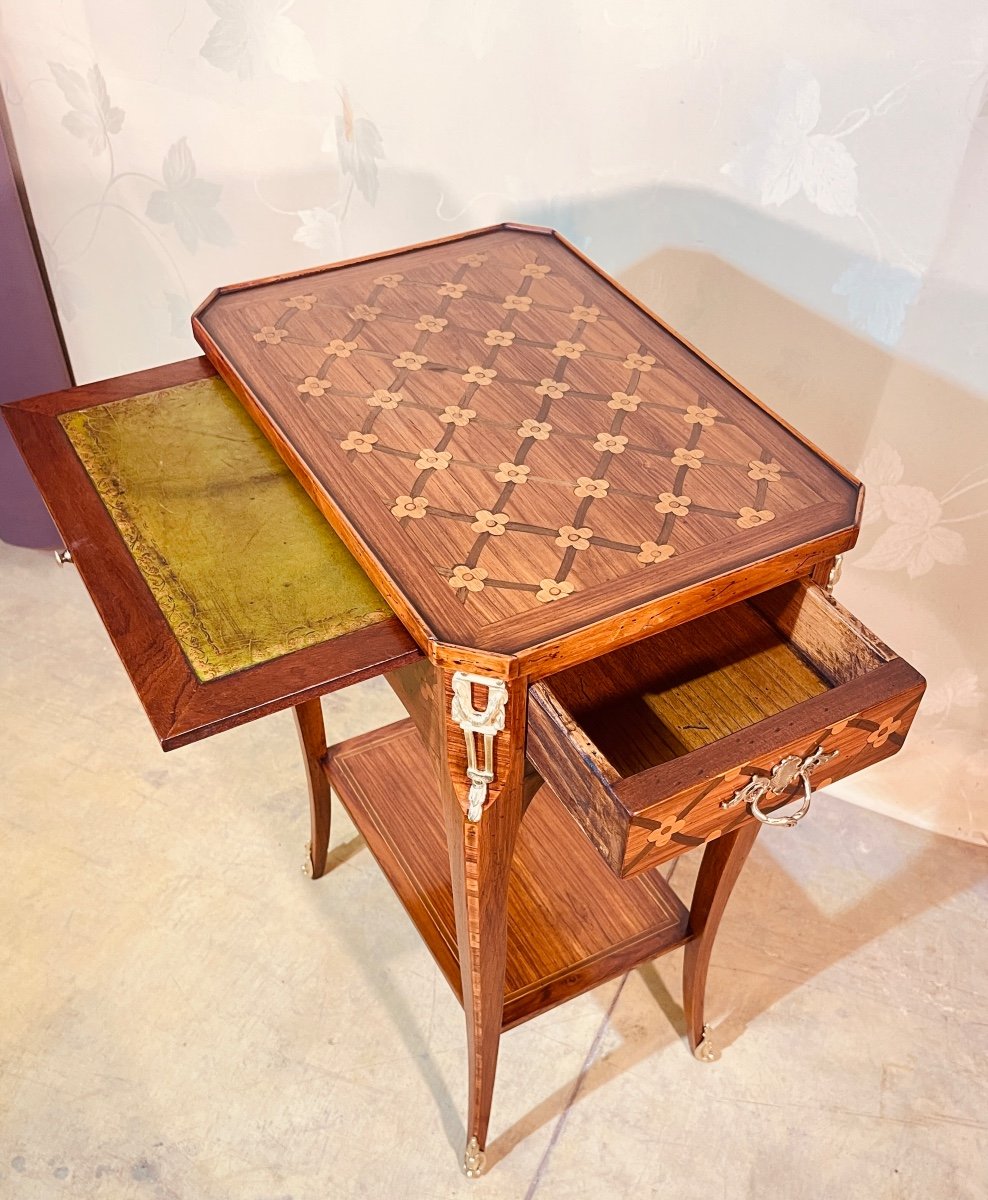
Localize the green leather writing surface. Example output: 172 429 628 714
61 377 392 682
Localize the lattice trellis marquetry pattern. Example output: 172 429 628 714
623 690 924 872
194 225 860 655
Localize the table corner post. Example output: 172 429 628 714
437 659 527 1175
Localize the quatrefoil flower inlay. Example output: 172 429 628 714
536 378 569 399
439 406 477 426
416 449 453 470
253 325 287 345
867 717 901 748
672 448 705 469
555 526 593 550
574 477 609 498
748 460 783 481
637 542 676 564
394 351 427 370
471 510 510 536
367 389 403 409
646 816 686 846
608 392 639 411
415 315 448 332
594 433 628 454
536 578 574 603
324 339 358 358
684 405 718 426
736 507 775 528
655 492 691 516
484 329 515 346
391 496 428 519
449 565 488 592
340 431 378 454
624 352 656 371
518 419 552 440
297 376 332 397
462 366 497 386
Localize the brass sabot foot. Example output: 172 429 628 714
693 1024 720 1062
462 1136 486 1178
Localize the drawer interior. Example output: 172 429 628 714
542 581 888 779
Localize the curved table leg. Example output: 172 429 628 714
293 698 331 880
683 822 760 1059
438 667 526 1177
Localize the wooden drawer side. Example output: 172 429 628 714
528 681 628 869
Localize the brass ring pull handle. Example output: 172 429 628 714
721 747 839 829
748 769 813 827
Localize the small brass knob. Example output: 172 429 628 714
54 548 73 566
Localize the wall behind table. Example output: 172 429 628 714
2 1 985 842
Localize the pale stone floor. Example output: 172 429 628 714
1 539 986 1199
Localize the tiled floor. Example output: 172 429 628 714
1 539 986 1199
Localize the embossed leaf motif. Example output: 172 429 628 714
855 484 966 577
833 261 921 347
723 61 858 216
923 668 984 719
146 139 233 253
293 207 343 255
856 441 904 524
325 90 384 204
201 0 317 82
49 63 123 155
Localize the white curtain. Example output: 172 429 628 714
2 1 985 842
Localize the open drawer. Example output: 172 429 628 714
527 580 925 878
3 357 421 748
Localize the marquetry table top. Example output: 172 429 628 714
194 225 860 670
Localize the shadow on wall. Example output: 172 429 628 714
517 187 987 833
519 183 985 472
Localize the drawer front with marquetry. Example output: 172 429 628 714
528 580 925 878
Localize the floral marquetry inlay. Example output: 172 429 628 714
195 226 855 646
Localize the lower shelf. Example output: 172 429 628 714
325 719 691 1030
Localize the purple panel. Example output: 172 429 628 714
0 115 71 548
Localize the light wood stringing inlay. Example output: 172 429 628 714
195 226 859 652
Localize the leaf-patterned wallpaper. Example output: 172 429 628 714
2 1 985 842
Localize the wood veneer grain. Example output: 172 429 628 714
194 224 862 674
326 720 690 1030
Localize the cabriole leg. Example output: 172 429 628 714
293 697 331 880
683 822 760 1059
